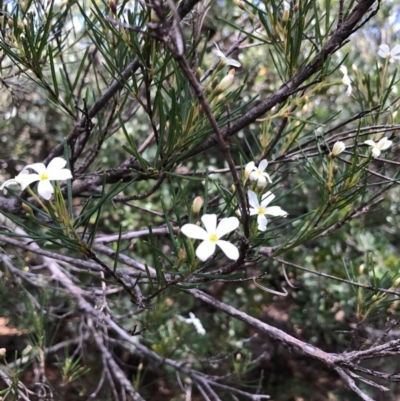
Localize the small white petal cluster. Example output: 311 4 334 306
364 137 392 158
177 312 206 335
377 44 400 63
181 214 239 261
339 66 352 96
0 157 72 200
248 190 287 231
245 159 272 188
214 43 241 68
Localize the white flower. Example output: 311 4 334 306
331 141 346 157
340 65 352 96
364 137 392 158
0 170 30 194
248 159 272 187
214 43 241 68
20 157 73 200
377 44 400 63
248 190 287 232
181 214 239 261
177 312 206 335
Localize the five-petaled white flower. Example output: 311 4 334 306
214 43 241 68
248 190 287 232
246 159 272 187
364 137 392 158
377 44 400 63
331 141 346 157
340 66 352 96
19 157 73 200
181 214 239 261
0 170 30 194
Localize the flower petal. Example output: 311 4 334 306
245 161 255 172
247 190 260 209
378 44 390 57
256 176 267 187
226 58 241 68
364 140 376 147
196 240 216 261
261 191 275 207
214 42 225 58
181 224 208 240
249 207 259 216
0 179 18 193
378 138 392 150
201 214 217 234
258 220 268 231
37 180 54 200
391 44 400 56
258 159 268 172
249 171 258 181
24 163 46 175
216 216 239 238
263 172 272 183
19 174 40 190
47 157 67 171
48 168 72 181
257 214 268 228
371 148 381 158
216 240 239 260
265 206 288 217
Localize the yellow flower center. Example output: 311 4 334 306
209 233 218 243
258 207 265 215
256 169 263 176
40 172 49 181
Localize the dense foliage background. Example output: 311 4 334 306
1 0 400 400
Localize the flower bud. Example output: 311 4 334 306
282 9 289 22
192 196 203 215
0 348 6 357
213 69 235 95
211 77 219 89
109 0 117 14
195 67 202 80
150 9 159 22
329 141 345 158
233 0 245 9
178 247 187 260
